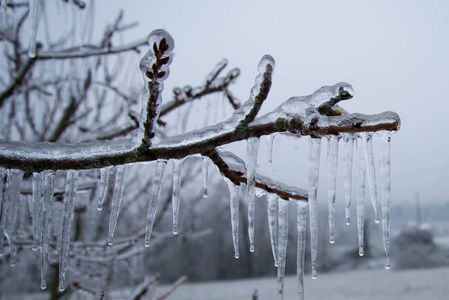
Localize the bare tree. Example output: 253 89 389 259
0 1 400 299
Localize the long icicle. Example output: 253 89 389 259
97 166 112 211
297 201 308 300
343 134 354 225
202 157 209 198
40 170 55 290
267 193 279 266
145 160 167 247
361 132 379 223
308 137 321 279
28 0 40 58
172 159 182 235
356 138 366 256
58 170 79 291
327 135 339 244
379 131 392 269
246 136 260 252
32 172 44 251
225 179 240 259
277 199 289 300
107 165 127 245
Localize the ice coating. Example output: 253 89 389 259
225 179 240 259
172 159 182 235
145 160 167 247
202 157 209 198
327 135 339 244
379 131 392 269
308 137 321 279
356 138 366 256
32 172 44 251
266 133 276 166
277 199 289 300
58 170 79 291
97 166 112 211
28 0 40 58
1 169 24 266
204 58 227 86
343 134 354 225
40 170 54 289
361 132 379 223
0 168 5 230
297 201 308 300
108 165 127 245
267 194 279 266
246 137 260 252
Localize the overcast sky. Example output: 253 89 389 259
101 0 449 206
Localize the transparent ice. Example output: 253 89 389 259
356 138 366 256
327 135 339 244
267 193 279 266
108 165 127 245
225 179 240 259
277 199 289 300
28 0 40 58
202 156 209 198
343 134 354 225
172 159 182 235
297 201 308 300
361 132 379 223
379 131 392 269
97 166 113 211
308 137 321 279
246 136 260 252
40 171 55 290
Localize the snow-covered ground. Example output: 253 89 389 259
157 266 449 300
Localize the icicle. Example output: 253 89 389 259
107 165 127 245
58 170 79 291
40 170 55 290
1 0 8 12
145 160 167 247
356 138 366 256
277 199 289 300
308 137 321 279
297 201 308 300
32 172 44 251
267 194 279 266
379 131 392 269
0 169 24 266
0 167 6 230
343 134 354 225
172 159 182 235
97 166 112 211
28 0 40 58
202 157 209 198
246 136 260 252
361 132 379 223
225 179 240 259
327 135 339 244
266 133 276 166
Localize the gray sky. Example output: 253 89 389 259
103 0 449 205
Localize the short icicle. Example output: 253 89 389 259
379 131 392 269
0 168 7 238
343 134 354 225
97 166 113 211
28 0 40 58
267 193 279 266
145 160 167 247
361 132 379 223
277 199 289 300
172 159 182 235
308 137 321 279
58 170 79 291
1 169 24 266
246 136 260 252
327 135 339 244
32 172 44 251
202 157 209 198
356 138 366 256
225 179 240 259
108 165 127 245
40 171 55 290
297 201 308 300
266 133 276 166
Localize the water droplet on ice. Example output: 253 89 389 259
234 252 240 259
385 256 391 269
312 269 318 279
359 247 364 256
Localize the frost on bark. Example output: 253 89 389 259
0 5 400 298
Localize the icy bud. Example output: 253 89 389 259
140 29 174 83
258 54 276 73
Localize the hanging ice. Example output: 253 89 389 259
1 0 9 12
308 137 321 279
297 201 308 300
40 171 55 290
225 179 240 259
343 134 354 225
356 138 366 256
277 199 289 300
0 168 6 237
28 0 40 58
145 160 167 247
0 169 24 266
108 165 127 245
266 134 276 166
172 159 182 235
379 132 392 269
202 157 209 198
361 132 379 223
32 172 44 251
327 135 339 244
267 194 279 266
58 170 79 291
246 136 260 252
97 166 112 211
